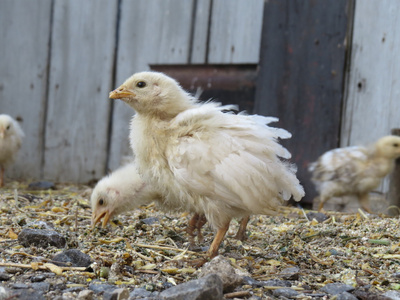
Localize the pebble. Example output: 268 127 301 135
141 217 159 225
31 274 47 282
199 255 242 292
18 228 66 248
8 289 45 300
77 289 94 300
263 279 292 287
279 267 300 280
28 181 55 190
103 288 130 300
384 290 400 300
158 273 223 300
31 282 51 292
335 291 359 300
52 249 92 267
306 212 328 223
320 283 355 295
130 287 153 299
88 282 117 294
272 287 300 298
0 272 10 281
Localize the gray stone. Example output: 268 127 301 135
103 288 130 300
11 283 29 289
306 212 328 223
279 267 300 280
320 283 355 295
8 289 45 300
159 273 223 300
31 282 50 292
52 249 92 267
141 217 159 225
18 228 66 248
129 287 153 299
0 273 10 281
336 291 358 300
28 181 55 190
77 289 94 300
0 286 9 299
263 279 292 287
88 283 117 294
31 274 47 282
272 288 300 298
384 290 400 300
199 255 242 292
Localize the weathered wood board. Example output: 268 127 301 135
43 0 118 182
341 0 400 147
0 0 52 180
254 0 351 204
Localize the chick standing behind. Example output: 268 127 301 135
109 71 304 258
0 114 24 187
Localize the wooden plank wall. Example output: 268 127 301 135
341 0 400 147
254 0 352 204
0 0 264 182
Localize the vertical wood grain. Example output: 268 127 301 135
0 0 52 180
43 0 118 182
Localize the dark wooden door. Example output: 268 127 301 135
254 0 353 205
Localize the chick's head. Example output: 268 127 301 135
109 71 195 118
0 114 24 140
374 135 400 159
91 184 121 228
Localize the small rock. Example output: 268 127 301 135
0 273 10 281
263 279 292 287
159 273 223 300
384 290 400 300
108 262 123 282
272 287 300 298
141 217 159 225
31 282 50 292
31 274 47 282
320 283 355 295
306 212 328 223
279 267 300 280
130 287 153 299
0 286 9 299
8 289 45 300
336 291 359 300
77 289 94 300
103 288 130 300
52 249 92 267
88 283 117 294
392 273 400 279
199 255 242 292
11 283 29 289
5 267 22 274
28 181 55 190
18 228 66 248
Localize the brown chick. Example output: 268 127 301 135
309 135 400 213
109 71 304 258
0 114 24 187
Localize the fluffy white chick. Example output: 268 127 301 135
91 162 161 227
109 71 304 258
309 135 400 213
0 114 24 187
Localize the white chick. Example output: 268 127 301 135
109 71 304 258
309 135 400 213
0 114 24 187
91 163 161 227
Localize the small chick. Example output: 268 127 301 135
0 114 24 187
109 71 304 258
309 135 400 213
91 163 161 227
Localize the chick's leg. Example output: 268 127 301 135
358 193 372 214
318 195 329 212
207 220 230 258
196 214 207 243
234 216 250 241
186 213 201 247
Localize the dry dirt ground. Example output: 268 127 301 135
1 181 400 299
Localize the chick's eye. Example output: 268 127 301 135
6 125 10 130
99 199 104 205
394 143 399 147
136 81 146 88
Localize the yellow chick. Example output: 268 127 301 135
109 71 304 258
309 136 400 213
0 114 24 187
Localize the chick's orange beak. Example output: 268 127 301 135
109 86 135 99
91 210 111 229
